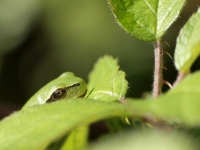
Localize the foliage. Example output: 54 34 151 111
108 0 185 41
174 8 200 73
1 0 200 150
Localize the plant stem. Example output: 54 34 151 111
153 40 163 98
173 72 187 87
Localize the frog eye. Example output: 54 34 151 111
52 88 66 99
46 88 66 103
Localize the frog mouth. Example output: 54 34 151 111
79 90 87 98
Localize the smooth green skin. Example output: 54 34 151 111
22 72 87 109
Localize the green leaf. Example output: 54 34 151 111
60 126 89 150
85 56 128 102
0 99 130 150
0 56 128 149
45 126 89 150
89 129 198 150
108 0 185 41
126 71 200 126
2 72 200 149
174 8 200 73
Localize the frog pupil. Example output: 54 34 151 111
46 83 81 103
46 88 66 103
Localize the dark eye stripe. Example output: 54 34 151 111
65 83 80 90
46 88 66 103
46 83 81 103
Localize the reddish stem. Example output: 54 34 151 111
153 40 163 98
173 72 187 87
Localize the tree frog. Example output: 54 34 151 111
22 72 87 109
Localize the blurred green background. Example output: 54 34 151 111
0 0 200 118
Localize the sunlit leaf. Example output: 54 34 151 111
2 72 200 149
85 56 128 102
127 71 200 126
175 8 200 73
108 0 185 41
0 99 130 150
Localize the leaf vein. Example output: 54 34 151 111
157 0 178 30
135 21 155 36
143 0 156 14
